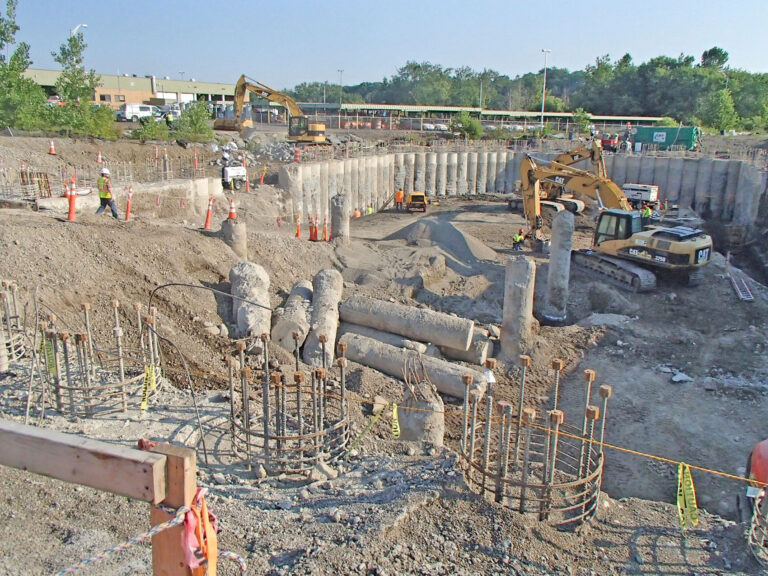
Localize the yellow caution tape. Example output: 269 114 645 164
140 364 154 411
677 462 699 529
392 403 400 439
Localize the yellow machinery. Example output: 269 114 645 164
213 75 327 144
519 154 713 290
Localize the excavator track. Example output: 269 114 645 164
571 249 657 292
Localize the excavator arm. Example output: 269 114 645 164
551 140 607 179
519 154 633 236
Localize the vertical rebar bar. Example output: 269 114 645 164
581 405 600 517
134 303 145 361
310 369 319 449
76 334 93 417
337 357 347 420
319 334 328 372
519 408 537 513
145 315 156 370
597 385 612 456
461 374 473 454
81 303 96 374
513 354 532 467
315 368 325 434
2 294 14 360
48 329 62 412
60 332 76 417
112 300 126 412
9 284 19 328
228 357 235 438
293 331 300 372
467 390 481 483
551 359 564 412
495 401 513 504
295 371 304 460
279 373 287 450
578 369 596 475
150 307 160 373
481 372 494 494
242 365 252 469
540 410 564 521
269 372 281 467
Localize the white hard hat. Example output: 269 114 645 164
101 167 110 176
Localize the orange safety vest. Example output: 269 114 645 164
98 176 112 199
395 189 404 202
749 439 768 487
353 209 361 218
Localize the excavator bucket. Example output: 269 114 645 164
213 118 254 132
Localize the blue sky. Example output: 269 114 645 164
13 0 768 89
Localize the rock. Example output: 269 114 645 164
671 372 693 383
219 324 229 338
257 464 267 479
488 325 501 339
277 499 293 510
634 554 644 565
372 395 389 415
658 366 673 373
212 473 227 485
329 509 343 523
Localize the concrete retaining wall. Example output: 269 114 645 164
275 152 768 233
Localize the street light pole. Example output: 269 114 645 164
70 23 87 37
540 49 551 128
338 69 344 129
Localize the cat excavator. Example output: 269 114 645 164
520 154 713 291
213 75 327 144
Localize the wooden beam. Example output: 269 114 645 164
151 444 196 576
0 418 166 503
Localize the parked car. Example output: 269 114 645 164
434 123 449 132
161 105 182 121
483 123 496 131
422 123 435 131
116 104 162 122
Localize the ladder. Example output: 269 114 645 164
729 269 754 302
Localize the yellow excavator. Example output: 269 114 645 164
519 154 713 291
213 75 327 144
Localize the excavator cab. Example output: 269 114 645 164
289 116 308 138
593 210 643 246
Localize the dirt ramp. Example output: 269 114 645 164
386 217 496 268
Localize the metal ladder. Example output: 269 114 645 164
729 269 754 302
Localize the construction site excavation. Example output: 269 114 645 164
3 130 768 576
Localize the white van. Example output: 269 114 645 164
116 104 162 122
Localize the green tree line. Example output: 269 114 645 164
288 48 767 132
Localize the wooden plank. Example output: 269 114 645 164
0 418 166 503
151 444 196 576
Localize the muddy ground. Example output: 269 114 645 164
0 135 767 575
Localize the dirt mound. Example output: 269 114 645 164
386 217 497 270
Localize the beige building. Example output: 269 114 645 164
23 68 236 108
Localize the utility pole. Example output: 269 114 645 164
338 69 344 129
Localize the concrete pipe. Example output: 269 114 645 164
221 218 248 260
340 333 486 398
230 261 271 339
438 327 490 365
339 294 473 351
338 322 428 354
330 193 350 245
303 268 344 367
541 211 574 325
500 256 535 360
271 280 313 351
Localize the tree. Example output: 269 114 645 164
697 89 738 131
0 0 45 129
572 108 591 133
176 101 213 142
701 47 729 69
450 110 482 140
51 32 99 103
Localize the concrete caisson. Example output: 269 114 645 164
414 153 426 193
447 152 458 196
665 158 684 203
542 211 574 325
486 151 497 193
476 152 488 196
303 269 344 367
330 193 350 246
610 154 627 185
679 158 699 210
230 261 271 340
467 152 478 195
496 151 507 193
625 156 642 184
271 280 313 351
457 152 468 195
425 153 437 197
404 153 415 195
500 256 535 361
221 218 248 260
394 153 405 192
693 158 714 216
339 295 474 351
338 322 427 354
436 152 448 196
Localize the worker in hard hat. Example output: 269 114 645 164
352 207 361 218
513 228 525 251
95 167 119 219
394 188 404 211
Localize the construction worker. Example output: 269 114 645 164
365 205 373 216
641 203 652 226
395 188 404 211
353 207 361 218
512 228 525 251
95 167 119 219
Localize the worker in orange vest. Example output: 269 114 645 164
395 188 404 211
353 208 361 218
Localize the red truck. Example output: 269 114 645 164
600 133 620 152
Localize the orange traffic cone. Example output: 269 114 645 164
48 139 56 155
203 196 213 230
227 198 237 220
97 150 102 163
193 149 198 171
67 185 77 222
125 185 134 221
295 213 301 238
322 216 328 241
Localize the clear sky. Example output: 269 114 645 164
13 0 768 89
